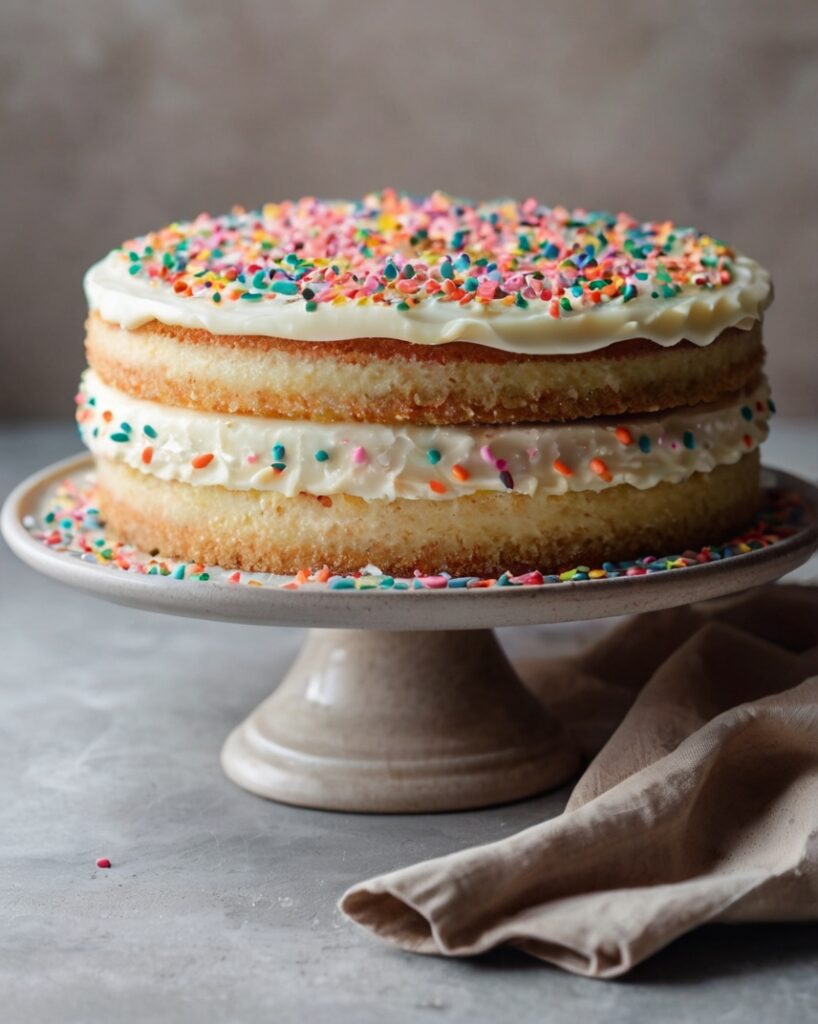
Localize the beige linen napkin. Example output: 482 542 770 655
340 585 818 978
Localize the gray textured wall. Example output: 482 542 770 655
2 0 816 416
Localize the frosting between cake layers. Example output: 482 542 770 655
83 194 772 354
77 370 772 501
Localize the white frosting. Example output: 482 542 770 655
78 371 771 501
85 250 771 354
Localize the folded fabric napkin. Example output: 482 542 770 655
340 584 818 978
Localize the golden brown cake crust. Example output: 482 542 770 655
95 452 760 577
86 314 764 425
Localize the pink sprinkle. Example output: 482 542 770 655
352 446 367 464
626 567 648 576
247 453 259 464
228 571 241 583
418 575 448 589
96 858 111 869
479 444 496 465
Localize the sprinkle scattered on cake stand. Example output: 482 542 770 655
4 453 818 814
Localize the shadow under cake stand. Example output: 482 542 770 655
4 454 818 813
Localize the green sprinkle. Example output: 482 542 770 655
240 291 262 301
314 449 329 462
439 261 454 280
427 449 441 465
271 280 298 295
172 564 186 580
740 406 753 421
120 422 132 433
384 262 398 280
559 297 572 311
198 573 210 581
110 432 130 442
252 270 268 289
402 263 415 278
143 425 157 439
683 431 696 450
622 284 638 303
212 292 221 303
514 292 528 308
272 443 285 461
305 301 317 312
128 265 141 275
397 301 410 311
638 435 651 454
330 578 357 590
464 277 478 291
271 462 286 472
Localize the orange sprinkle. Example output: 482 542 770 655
451 464 470 482
614 426 634 446
313 565 332 583
191 453 214 469
141 446 153 465
102 410 113 422
590 457 612 482
553 458 573 477
294 569 310 585
429 480 447 494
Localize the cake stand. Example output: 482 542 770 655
4 453 818 813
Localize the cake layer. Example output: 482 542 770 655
77 370 771 501
94 453 761 576
85 193 771 353
86 314 765 425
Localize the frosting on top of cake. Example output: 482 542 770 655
85 191 772 353
77 370 772 501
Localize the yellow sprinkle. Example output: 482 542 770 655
589 569 607 579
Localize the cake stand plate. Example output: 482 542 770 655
4 454 818 813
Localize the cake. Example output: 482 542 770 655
76 191 773 577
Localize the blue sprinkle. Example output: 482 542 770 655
314 449 329 462
427 449 441 465
172 565 186 580
638 435 651 454
683 431 696 450
143 424 158 439
329 578 356 590
272 443 285 461
109 432 130 443
740 406 753 421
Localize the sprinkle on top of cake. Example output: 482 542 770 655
114 190 742 319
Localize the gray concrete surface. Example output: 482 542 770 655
2 422 818 1024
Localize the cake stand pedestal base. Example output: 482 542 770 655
220 628 581 812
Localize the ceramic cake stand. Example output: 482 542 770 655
4 454 818 813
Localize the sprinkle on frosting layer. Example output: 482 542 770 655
85 191 772 352
77 370 773 501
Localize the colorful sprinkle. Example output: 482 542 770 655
27 477 805 595
427 449 442 465
614 426 634 446
589 457 612 482
553 458 573 477
111 192 742 321
191 453 214 469
314 449 329 462
352 446 367 464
